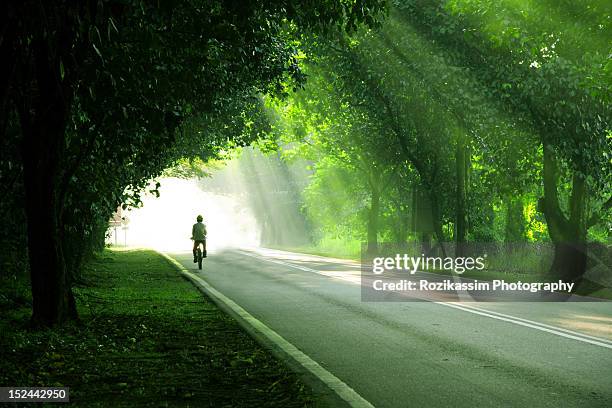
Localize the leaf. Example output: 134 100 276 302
92 43 103 60
59 60 65 80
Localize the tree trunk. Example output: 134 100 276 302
455 139 468 256
367 184 381 255
549 241 587 282
22 127 77 326
20 37 77 327
0 3 16 145
504 196 525 243
395 198 408 244
421 232 432 255
541 145 588 282
63 228 86 282
428 191 447 258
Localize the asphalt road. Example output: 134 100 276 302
170 247 612 408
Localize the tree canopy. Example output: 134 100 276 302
0 0 609 326
0 0 386 326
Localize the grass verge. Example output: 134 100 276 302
0 249 315 407
265 245 360 262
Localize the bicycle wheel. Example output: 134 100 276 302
197 248 203 270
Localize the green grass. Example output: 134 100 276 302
267 237 362 261
0 249 315 407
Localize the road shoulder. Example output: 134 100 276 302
164 251 373 408
0 248 315 407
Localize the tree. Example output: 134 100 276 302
281 64 402 253
394 0 611 280
319 35 457 252
1 0 386 326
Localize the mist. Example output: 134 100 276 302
120 148 311 251
123 177 259 251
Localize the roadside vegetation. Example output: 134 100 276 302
200 0 610 296
0 0 608 329
0 0 386 327
2 1 608 404
0 249 314 407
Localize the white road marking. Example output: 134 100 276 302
441 303 612 345
161 252 375 408
434 302 612 349
239 249 612 350
240 250 362 284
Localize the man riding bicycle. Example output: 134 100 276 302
191 215 207 263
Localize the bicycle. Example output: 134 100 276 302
191 236 206 270
196 245 203 270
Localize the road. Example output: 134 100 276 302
170 247 612 408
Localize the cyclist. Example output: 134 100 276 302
191 215 207 263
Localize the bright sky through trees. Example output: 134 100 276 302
124 178 259 251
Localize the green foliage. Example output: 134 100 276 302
1 0 387 322
302 156 369 241
2 0 610 313
395 0 610 218
268 0 609 257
